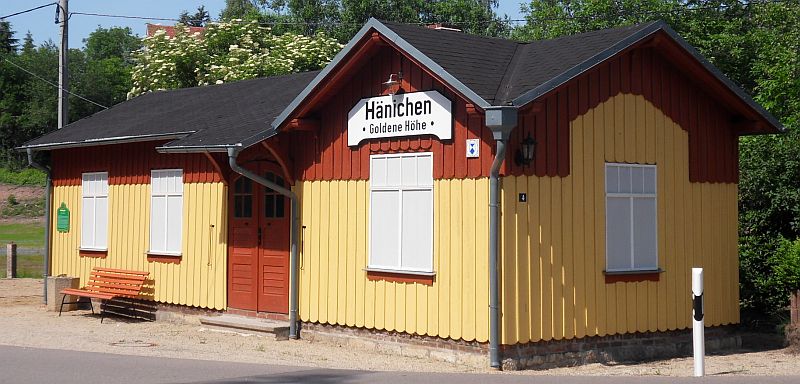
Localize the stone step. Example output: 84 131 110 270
199 314 290 340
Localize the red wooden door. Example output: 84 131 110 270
227 165 290 313
258 170 290 313
228 176 258 310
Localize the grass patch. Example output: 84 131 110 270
0 223 45 248
0 254 44 278
0 168 46 186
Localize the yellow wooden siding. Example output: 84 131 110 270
296 178 491 342
500 93 739 344
50 182 227 309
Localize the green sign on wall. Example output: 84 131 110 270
57 203 70 233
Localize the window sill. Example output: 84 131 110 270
604 268 663 283
364 267 436 285
79 249 108 258
147 251 182 264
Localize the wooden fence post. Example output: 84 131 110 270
791 290 799 326
6 243 17 278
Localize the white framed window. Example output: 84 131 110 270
369 152 434 274
149 169 183 255
81 172 108 250
605 163 658 272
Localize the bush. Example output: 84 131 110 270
741 235 800 319
0 167 46 186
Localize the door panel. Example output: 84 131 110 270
228 164 290 314
228 176 258 310
258 171 290 313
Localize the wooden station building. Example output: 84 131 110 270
20 19 782 369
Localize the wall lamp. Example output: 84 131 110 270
514 132 537 167
383 72 403 95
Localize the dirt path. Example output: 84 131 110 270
0 184 45 224
0 279 797 377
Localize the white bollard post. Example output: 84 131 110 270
692 267 705 377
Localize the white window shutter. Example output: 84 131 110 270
369 153 434 273
605 163 658 272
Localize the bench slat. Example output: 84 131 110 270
60 288 115 300
94 267 149 276
86 281 145 290
90 271 148 282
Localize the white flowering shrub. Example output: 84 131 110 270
129 21 342 98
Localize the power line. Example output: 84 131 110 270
2 58 109 109
63 0 792 29
0 2 56 20
69 11 180 23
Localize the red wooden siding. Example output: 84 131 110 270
285 45 739 184
284 46 496 182
506 47 739 183
51 142 225 186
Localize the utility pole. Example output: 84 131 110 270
58 0 68 129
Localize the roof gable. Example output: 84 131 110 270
273 18 781 135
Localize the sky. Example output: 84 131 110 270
2 1 526 49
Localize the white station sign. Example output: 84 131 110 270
347 90 452 146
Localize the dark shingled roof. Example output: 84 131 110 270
381 21 654 105
21 19 781 151
380 21 519 105
21 71 320 150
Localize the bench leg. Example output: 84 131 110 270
99 300 104 324
87 298 94 314
58 293 67 317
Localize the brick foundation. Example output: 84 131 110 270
301 322 741 370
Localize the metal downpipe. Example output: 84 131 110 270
27 148 52 304
227 147 301 339
488 139 506 369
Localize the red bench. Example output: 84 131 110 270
59 267 149 323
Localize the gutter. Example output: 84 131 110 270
484 106 518 370
17 132 194 152
26 148 52 304
227 146 301 339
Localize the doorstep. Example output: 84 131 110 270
199 314 290 340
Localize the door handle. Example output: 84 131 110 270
258 227 262 246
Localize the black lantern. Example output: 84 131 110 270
514 132 537 167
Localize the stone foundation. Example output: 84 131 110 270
152 302 223 323
501 326 741 370
301 322 741 370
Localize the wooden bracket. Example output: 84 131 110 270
287 118 320 132
204 152 228 185
261 141 294 185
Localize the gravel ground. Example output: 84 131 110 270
1 278 798 377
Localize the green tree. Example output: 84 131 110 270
179 5 212 27
512 0 681 41
83 27 141 63
0 21 18 54
0 26 140 168
220 0 262 20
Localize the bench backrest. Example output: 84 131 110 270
85 267 149 298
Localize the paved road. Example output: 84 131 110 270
1 345 798 384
